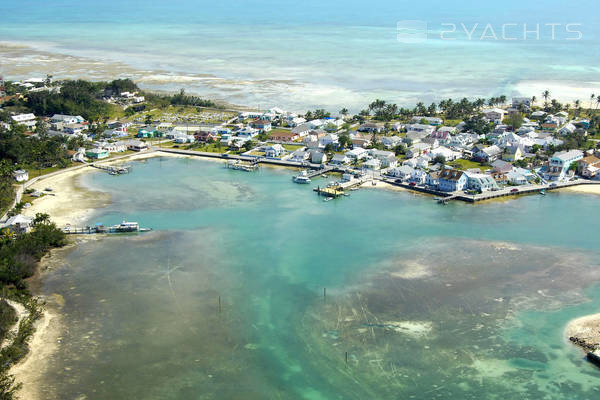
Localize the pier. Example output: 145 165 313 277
63 221 152 235
90 163 131 175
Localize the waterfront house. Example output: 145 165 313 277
438 168 467 192
127 140 149 152
13 169 28 182
311 150 327 164
577 155 600 178
369 149 397 168
330 154 350 165
410 169 427 184
197 131 217 143
85 148 110 160
465 172 499 193
101 141 127 153
264 144 285 158
1 215 33 234
290 150 310 163
387 165 414 180
546 150 584 181
362 158 382 170
426 171 441 187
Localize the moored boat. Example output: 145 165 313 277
293 170 312 184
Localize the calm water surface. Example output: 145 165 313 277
38 157 600 399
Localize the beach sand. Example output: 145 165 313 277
560 184 600 196
566 313 600 351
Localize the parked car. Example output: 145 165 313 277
395 179 402 183
549 183 557 188
510 188 519 193
409 182 417 186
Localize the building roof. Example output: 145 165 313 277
439 168 465 181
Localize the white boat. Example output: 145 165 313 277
293 170 312 184
114 221 139 232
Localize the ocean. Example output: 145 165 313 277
2 0 600 111
34 157 600 399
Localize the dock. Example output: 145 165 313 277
63 221 152 235
225 159 259 171
90 163 131 175
314 186 345 198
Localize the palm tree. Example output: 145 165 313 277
531 96 537 106
541 90 551 112
590 94 596 111
339 108 348 117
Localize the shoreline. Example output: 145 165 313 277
566 313 600 352
3 40 600 112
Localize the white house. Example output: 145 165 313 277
10 113 37 130
290 150 310 162
387 165 414 179
51 114 84 124
363 158 382 170
13 169 28 182
330 154 350 165
483 108 506 123
1 215 34 233
264 144 285 158
465 172 499 192
546 150 583 181
406 124 435 135
346 147 368 161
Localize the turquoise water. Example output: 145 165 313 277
35 157 600 399
2 0 599 110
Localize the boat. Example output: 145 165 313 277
323 197 332 202
114 221 140 232
540 189 546 195
293 170 312 184
587 349 600 367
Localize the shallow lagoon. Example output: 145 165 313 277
37 157 600 399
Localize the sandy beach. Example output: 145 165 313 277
566 313 600 351
560 184 600 196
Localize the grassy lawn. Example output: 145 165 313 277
448 158 488 171
444 119 463 127
191 143 228 153
282 144 304 151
